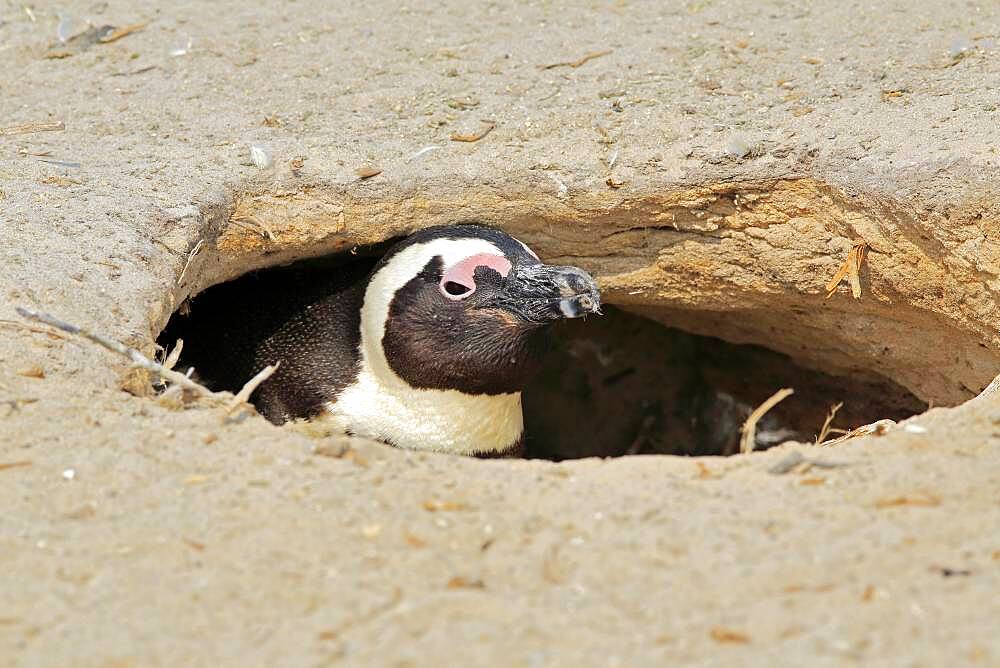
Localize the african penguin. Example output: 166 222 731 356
167 224 601 457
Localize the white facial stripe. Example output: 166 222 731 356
515 236 540 260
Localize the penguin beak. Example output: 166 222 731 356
495 263 602 324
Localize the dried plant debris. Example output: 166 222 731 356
39 175 81 187
450 121 495 142
0 121 65 137
542 49 612 70
422 499 468 512
97 23 146 43
694 461 721 479
176 239 204 286
45 23 145 58
446 97 480 110
355 165 383 179
826 241 868 299
162 339 184 371
710 627 751 644
874 492 941 509
446 577 485 590
15 307 276 417
740 388 794 454
229 213 276 240
814 401 844 443
819 419 895 447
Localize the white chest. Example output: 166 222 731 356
322 367 524 455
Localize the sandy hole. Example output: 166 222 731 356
157 243 925 460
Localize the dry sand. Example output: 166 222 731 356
2 1 999 665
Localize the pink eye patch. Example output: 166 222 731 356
439 253 512 300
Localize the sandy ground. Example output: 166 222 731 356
2 1 1000 665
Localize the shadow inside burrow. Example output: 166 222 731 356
521 306 925 460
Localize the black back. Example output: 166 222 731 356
162 257 374 423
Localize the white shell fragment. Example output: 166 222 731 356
56 14 74 44
170 36 193 57
407 145 442 162
249 144 273 169
726 136 751 158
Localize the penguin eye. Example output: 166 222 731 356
442 280 474 298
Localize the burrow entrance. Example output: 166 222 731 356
158 246 926 461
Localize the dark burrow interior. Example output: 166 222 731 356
523 307 924 460
159 250 926 461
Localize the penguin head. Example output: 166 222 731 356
360 224 601 396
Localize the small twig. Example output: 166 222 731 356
230 214 276 240
16 307 277 415
163 339 184 371
819 419 896 447
541 49 612 70
227 362 279 414
740 388 794 454
16 306 215 398
0 121 65 137
825 241 869 299
97 23 147 44
450 121 495 143
176 239 204 286
814 401 844 444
